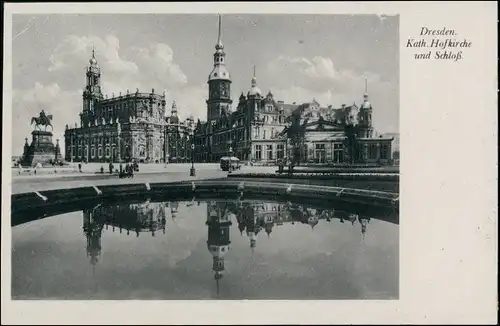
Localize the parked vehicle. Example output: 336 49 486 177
220 156 241 171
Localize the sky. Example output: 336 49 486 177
10 14 399 156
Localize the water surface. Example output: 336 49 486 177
12 199 399 300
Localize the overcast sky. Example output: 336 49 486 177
11 14 399 155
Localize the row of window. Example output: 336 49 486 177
207 128 247 146
253 143 346 162
254 144 285 161
260 114 283 124
253 127 280 139
72 137 119 145
70 146 116 159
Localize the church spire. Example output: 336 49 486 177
171 101 178 116
89 45 98 66
248 65 262 97
251 65 257 86
361 77 371 109
216 14 223 50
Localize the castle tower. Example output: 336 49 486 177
83 209 104 275
247 66 262 99
206 203 232 295
82 47 103 127
169 101 180 124
358 77 373 138
245 210 258 251
206 14 233 123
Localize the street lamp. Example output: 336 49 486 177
71 131 74 163
164 119 169 167
190 124 196 177
117 120 121 163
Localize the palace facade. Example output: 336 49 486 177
194 16 394 165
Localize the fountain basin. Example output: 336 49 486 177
11 179 399 218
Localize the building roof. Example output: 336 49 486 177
276 103 299 115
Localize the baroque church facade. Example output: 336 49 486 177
64 49 168 163
194 16 394 165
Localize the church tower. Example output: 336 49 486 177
247 66 262 99
82 47 103 127
358 78 374 138
207 14 233 123
83 208 104 275
206 202 232 294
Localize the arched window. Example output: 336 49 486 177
91 147 95 158
105 147 110 157
98 147 103 158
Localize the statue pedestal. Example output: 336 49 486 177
22 130 56 166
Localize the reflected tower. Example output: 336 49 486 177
359 215 370 239
83 208 104 274
206 202 232 294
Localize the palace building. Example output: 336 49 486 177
64 48 168 163
194 15 394 165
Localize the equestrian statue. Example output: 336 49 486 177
31 110 53 131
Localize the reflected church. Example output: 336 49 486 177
82 200 373 292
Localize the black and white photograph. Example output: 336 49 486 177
9 12 400 300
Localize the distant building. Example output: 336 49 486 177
64 48 167 163
164 101 196 163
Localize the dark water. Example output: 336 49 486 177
12 199 399 300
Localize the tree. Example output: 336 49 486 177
284 104 308 174
343 123 361 165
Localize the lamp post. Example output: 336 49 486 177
163 119 172 167
189 124 196 177
117 120 121 163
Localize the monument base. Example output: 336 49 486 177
22 130 58 167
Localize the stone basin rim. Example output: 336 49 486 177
11 179 400 214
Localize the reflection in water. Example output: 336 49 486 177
82 199 379 297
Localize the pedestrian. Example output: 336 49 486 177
78 163 82 173
109 162 113 174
